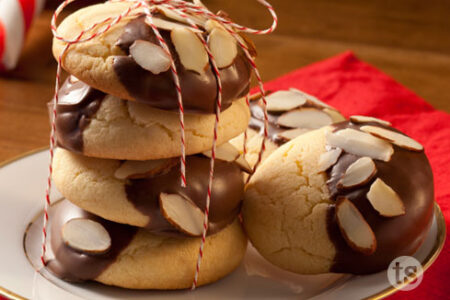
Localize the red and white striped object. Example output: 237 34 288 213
0 0 45 71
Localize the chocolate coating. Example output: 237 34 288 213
47 199 137 282
126 155 244 236
249 101 286 145
326 121 434 274
52 77 105 153
113 16 251 114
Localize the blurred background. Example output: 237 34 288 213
0 0 449 161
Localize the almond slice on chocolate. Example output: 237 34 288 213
203 142 240 162
205 19 222 33
277 108 333 129
338 157 377 189
248 92 263 102
62 218 111 254
324 108 346 123
157 7 205 27
367 178 406 217
278 128 311 142
265 90 307 112
235 155 253 173
335 197 377 255
114 158 176 180
318 148 342 172
350 115 391 126
289 88 333 109
171 27 208 74
129 40 171 75
149 17 202 33
248 90 273 102
326 128 394 162
360 125 423 151
159 193 205 236
208 27 237 68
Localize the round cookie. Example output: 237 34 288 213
52 147 244 235
54 77 250 160
53 2 254 113
230 88 345 169
243 120 434 274
47 200 247 289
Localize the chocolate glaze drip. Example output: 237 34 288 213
249 99 326 145
113 16 251 114
53 77 105 153
125 155 244 236
326 121 434 274
47 199 137 281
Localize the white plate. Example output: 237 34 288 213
0 149 445 300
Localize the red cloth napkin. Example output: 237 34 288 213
1 52 448 299
258 51 450 299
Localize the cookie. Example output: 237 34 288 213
243 119 434 274
53 77 250 160
230 88 345 169
52 147 245 236
47 199 247 289
53 2 255 113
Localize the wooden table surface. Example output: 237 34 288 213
0 0 449 162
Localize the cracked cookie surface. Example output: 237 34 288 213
243 127 336 274
85 95 249 159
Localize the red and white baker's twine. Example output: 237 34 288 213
41 0 277 289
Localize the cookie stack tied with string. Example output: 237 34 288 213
44 0 275 289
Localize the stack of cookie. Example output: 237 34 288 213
47 2 255 289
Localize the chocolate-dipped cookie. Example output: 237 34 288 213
46 199 247 289
52 147 247 236
52 76 250 160
243 118 434 274
53 2 255 113
230 88 346 169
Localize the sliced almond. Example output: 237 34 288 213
277 108 333 129
350 115 391 126
157 7 205 27
159 193 205 236
324 108 346 123
203 142 240 162
335 197 377 255
248 90 272 102
289 88 333 109
265 90 307 112
338 157 377 189
235 154 253 173
205 19 222 33
129 40 171 75
248 92 262 102
114 158 176 180
208 27 237 68
318 148 342 172
62 218 111 254
148 17 202 33
326 128 394 162
171 27 208 74
367 178 406 217
278 128 311 142
360 125 423 151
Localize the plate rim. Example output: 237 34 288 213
0 148 446 300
